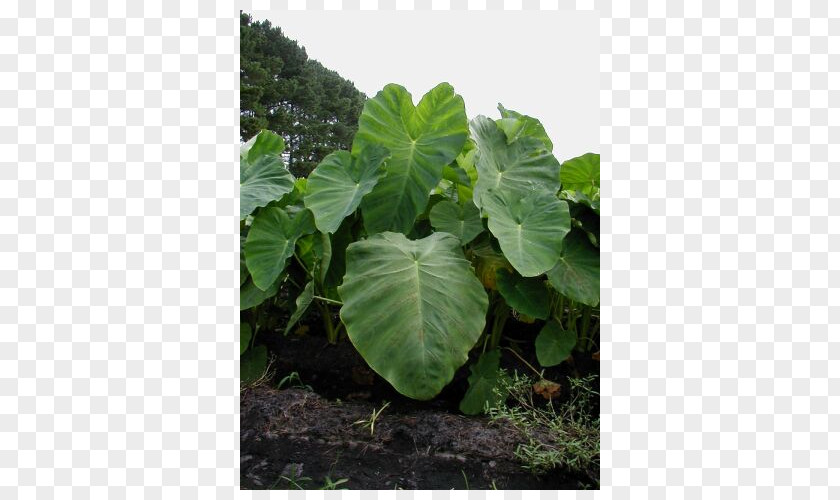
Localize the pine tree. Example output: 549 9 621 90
240 12 367 177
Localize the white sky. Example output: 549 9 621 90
252 10 598 162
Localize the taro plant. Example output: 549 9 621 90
239 82 600 413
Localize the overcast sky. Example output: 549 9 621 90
251 10 598 162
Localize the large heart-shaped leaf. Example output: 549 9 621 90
460 349 506 415
241 129 285 164
338 232 488 400
495 269 550 320
429 199 483 245
354 83 469 234
240 155 295 219
470 116 561 209
496 103 553 151
244 207 315 290
546 229 600 307
304 145 389 234
535 322 576 367
483 189 570 277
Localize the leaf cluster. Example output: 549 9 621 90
239 82 600 410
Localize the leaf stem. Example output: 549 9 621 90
489 300 510 349
293 252 310 277
316 300 338 344
502 347 542 379
577 305 592 352
313 295 343 306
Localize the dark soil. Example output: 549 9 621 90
241 320 599 490
241 387 590 490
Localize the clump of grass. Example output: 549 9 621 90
486 371 599 482
353 401 390 436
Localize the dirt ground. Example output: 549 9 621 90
240 332 599 490
240 386 592 490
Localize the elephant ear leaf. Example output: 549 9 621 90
561 152 600 198
535 322 576 367
547 229 600 307
338 232 488 400
240 273 284 310
482 189 570 277
241 129 285 163
495 269 550 320
354 83 469 234
470 115 560 210
496 103 553 151
244 207 315 290
459 349 508 415
428 199 483 245
304 145 389 234
240 155 295 219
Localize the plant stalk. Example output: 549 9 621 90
317 300 338 344
577 305 592 352
489 300 510 349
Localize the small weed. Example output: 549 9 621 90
353 401 390 436
277 371 312 391
319 475 349 490
461 469 469 489
273 464 312 490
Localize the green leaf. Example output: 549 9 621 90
244 207 315 290
560 152 600 195
482 189 570 277
495 269 550 320
241 130 286 164
459 349 504 415
241 345 268 384
452 145 478 205
535 322 576 367
338 232 488 400
297 232 332 284
354 83 469 234
284 280 315 336
470 115 560 210
240 235 249 287
428 199 484 245
240 324 252 356
324 216 355 290
442 163 472 187
496 103 553 151
562 189 601 217
240 274 283 310
304 146 389 234
470 235 513 290
546 229 600 307
240 155 295 219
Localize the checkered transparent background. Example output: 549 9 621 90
2 0 838 498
